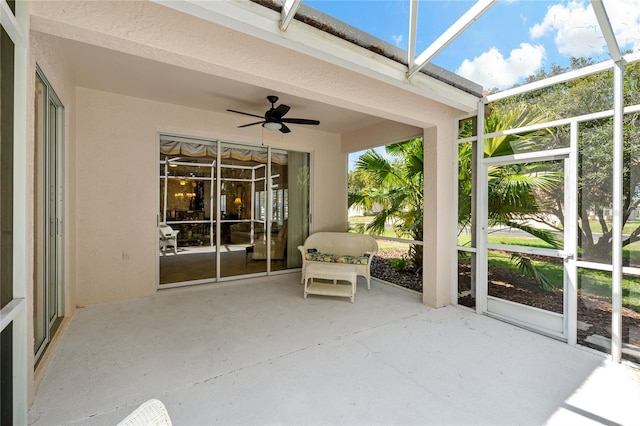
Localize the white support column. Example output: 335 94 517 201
611 60 625 362
423 124 456 308
407 0 497 79
11 0 30 421
215 141 222 280
266 147 273 272
279 0 301 31
451 119 460 306
565 121 579 346
475 98 487 314
592 0 621 62
407 0 418 68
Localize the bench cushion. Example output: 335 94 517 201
304 251 369 265
305 251 336 262
335 254 369 265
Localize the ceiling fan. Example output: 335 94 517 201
227 95 320 134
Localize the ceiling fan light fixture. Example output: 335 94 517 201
229 96 318 133
263 121 282 131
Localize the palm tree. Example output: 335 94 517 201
460 104 564 290
349 138 424 269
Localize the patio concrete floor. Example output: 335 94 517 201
29 274 640 425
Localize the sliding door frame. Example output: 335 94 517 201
156 133 311 288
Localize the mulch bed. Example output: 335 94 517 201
371 249 423 293
373 250 640 362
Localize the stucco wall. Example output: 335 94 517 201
341 121 423 154
29 29 78 406
75 88 344 306
29 0 467 311
30 31 78 314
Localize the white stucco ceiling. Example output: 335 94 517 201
55 36 386 135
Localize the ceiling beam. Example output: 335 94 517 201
591 0 622 63
407 0 497 79
280 0 302 32
407 0 418 68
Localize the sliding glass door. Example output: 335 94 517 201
219 143 269 278
159 141 216 284
158 136 309 287
34 67 64 365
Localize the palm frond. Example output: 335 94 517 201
503 220 563 249
511 253 555 291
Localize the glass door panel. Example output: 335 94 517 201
159 147 217 285
268 159 287 272
34 74 47 355
220 143 268 277
34 69 64 363
159 139 310 285
270 150 309 271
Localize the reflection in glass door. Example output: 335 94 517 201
159 142 217 284
158 137 309 286
219 143 268 278
481 156 572 339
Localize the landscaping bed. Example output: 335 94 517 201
375 250 640 363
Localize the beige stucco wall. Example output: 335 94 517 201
341 121 423 154
28 29 78 406
74 88 344 306
25 0 470 313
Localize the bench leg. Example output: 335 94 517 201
303 276 309 298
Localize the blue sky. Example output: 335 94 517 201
305 0 640 91
306 0 640 170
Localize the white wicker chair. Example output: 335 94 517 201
118 399 172 426
159 223 179 254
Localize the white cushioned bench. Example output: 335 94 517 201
297 232 378 290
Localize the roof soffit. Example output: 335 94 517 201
152 0 480 113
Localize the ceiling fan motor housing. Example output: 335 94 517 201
227 95 319 134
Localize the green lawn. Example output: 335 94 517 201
458 232 640 263
348 216 399 238
588 219 640 235
356 216 640 311
484 247 640 312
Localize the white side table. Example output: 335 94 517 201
303 263 358 302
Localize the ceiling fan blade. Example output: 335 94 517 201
281 118 320 125
227 109 264 119
280 123 291 134
237 121 264 128
274 104 290 118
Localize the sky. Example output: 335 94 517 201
304 0 640 91
303 0 640 170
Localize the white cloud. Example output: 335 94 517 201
530 1 603 57
391 34 403 46
602 0 640 53
529 0 640 57
456 43 545 90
